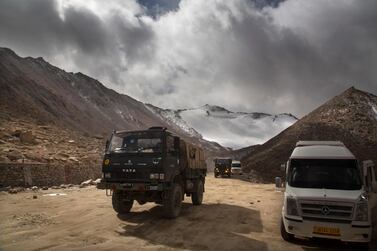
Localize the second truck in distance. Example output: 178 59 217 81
97 127 207 218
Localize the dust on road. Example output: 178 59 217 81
0 176 375 251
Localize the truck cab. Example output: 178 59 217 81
280 141 377 247
97 127 207 218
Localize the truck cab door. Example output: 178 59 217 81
165 135 179 176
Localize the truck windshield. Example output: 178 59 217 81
216 159 231 165
109 132 162 153
288 159 362 190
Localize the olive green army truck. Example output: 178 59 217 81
214 158 232 178
97 127 207 218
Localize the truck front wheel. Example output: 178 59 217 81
280 218 294 242
191 179 204 205
163 183 183 218
112 191 133 214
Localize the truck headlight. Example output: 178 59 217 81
104 159 110 166
355 203 368 221
150 173 159 179
104 173 111 178
286 197 300 216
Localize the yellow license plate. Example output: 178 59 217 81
313 226 340 236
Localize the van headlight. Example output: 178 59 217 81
355 203 368 221
286 197 300 216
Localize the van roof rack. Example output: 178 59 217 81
296 141 345 147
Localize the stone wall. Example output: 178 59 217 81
0 162 102 187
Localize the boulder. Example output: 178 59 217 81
0 155 10 162
68 156 79 162
7 150 23 161
42 186 48 190
9 187 25 194
92 178 102 185
31 186 39 191
11 130 22 137
80 179 93 187
19 131 37 144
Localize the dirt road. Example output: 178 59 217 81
0 176 375 251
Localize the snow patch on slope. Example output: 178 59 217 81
145 104 203 138
147 104 297 149
180 105 297 149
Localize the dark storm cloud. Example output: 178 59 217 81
137 0 180 18
0 0 377 116
0 0 154 87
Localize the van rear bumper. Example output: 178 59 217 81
283 215 371 243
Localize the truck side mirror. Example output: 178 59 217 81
363 160 374 177
105 140 110 151
280 163 286 172
173 137 180 151
372 182 377 193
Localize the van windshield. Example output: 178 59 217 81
232 163 241 168
288 159 362 190
109 132 162 153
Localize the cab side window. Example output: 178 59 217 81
166 135 175 154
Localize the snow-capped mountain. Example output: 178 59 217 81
146 104 298 149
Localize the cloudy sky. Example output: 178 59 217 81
1 0 377 117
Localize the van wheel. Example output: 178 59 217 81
191 179 204 205
163 183 182 218
112 191 133 214
280 218 294 242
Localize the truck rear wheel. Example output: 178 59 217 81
112 191 133 214
280 218 294 242
191 179 204 205
163 183 182 218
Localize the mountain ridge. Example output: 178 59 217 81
241 86 377 182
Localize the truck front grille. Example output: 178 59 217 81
299 200 354 222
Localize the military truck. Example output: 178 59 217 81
97 127 207 218
214 158 232 178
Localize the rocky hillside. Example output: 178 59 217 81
242 87 377 182
0 47 229 165
146 104 297 149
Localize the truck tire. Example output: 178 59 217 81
214 172 218 178
163 183 183 218
191 179 204 205
280 218 294 242
112 191 133 214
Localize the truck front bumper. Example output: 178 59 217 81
283 215 371 243
97 180 165 192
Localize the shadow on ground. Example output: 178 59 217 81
116 202 267 251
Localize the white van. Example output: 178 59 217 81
280 141 376 248
231 160 242 175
